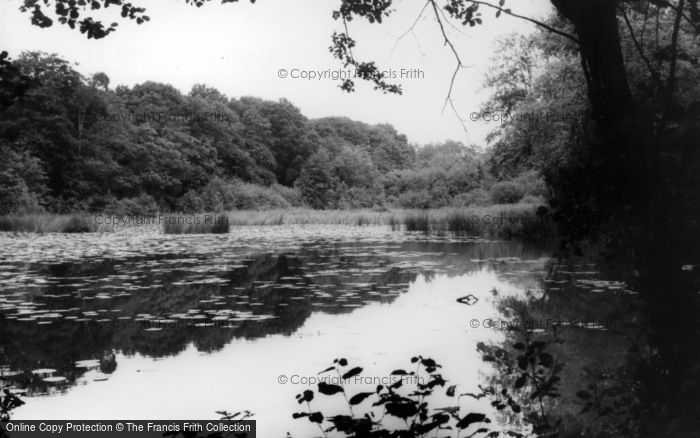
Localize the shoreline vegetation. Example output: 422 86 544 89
0 203 553 238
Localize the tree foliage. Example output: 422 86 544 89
0 52 500 214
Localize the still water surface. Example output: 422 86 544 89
0 226 630 437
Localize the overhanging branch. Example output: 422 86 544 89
466 0 580 45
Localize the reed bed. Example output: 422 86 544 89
0 214 96 233
0 204 554 238
223 209 391 226
161 214 230 234
223 204 553 238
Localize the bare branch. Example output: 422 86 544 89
391 0 431 54
466 0 580 45
428 0 472 137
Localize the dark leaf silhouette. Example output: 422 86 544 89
385 401 418 419
308 411 324 423
318 382 344 395
539 353 554 368
348 392 374 405
342 367 362 379
456 412 489 429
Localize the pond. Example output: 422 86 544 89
0 226 635 437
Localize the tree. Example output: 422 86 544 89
298 149 338 209
0 142 47 214
0 51 35 112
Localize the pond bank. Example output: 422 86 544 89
0 204 554 238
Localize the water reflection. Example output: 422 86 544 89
0 226 634 436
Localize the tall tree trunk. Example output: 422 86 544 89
551 0 632 126
550 0 700 424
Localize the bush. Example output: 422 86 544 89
199 184 226 212
271 184 303 207
513 170 548 198
176 190 205 213
489 181 525 204
452 189 491 207
337 186 385 209
0 183 45 214
229 183 290 210
104 194 160 216
179 179 292 212
520 194 546 205
395 190 433 209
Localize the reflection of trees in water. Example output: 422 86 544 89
480 250 700 438
0 238 561 405
0 242 430 394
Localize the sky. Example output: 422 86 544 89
0 0 553 146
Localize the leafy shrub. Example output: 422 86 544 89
0 145 47 215
271 184 303 207
513 170 548 198
176 190 205 213
520 194 546 205
199 184 227 212
0 182 44 215
396 190 433 209
179 179 292 212
452 189 491 207
229 183 290 210
104 194 160 216
489 181 525 204
337 186 385 209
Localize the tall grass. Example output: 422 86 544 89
0 214 96 233
223 209 391 226
0 204 555 238
404 212 430 232
161 214 230 234
222 204 554 238
388 215 401 231
406 205 554 238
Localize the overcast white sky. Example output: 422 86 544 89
0 0 553 146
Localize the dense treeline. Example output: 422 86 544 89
0 51 548 215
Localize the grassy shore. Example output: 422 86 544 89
0 203 554 238
0 214 96 233
223 204 553 238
